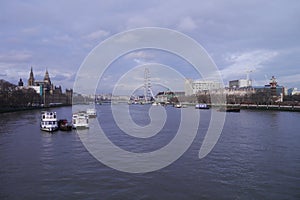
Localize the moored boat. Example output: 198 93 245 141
58 119 72 131
195 103 209 109
218 106 241 112
72 112 89 129
40 111 58 132
86 108 97 118
225 107 241 112
174 103 182 108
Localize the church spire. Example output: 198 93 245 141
44 68 51 85
28 67 35 86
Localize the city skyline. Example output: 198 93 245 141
1 1 299 93
13 67 298 97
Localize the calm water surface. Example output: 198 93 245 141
0 105 299 199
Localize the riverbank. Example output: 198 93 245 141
180 102 300 112
0 104 72 114
240 104 300 112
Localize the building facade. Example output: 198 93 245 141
287 88 300 96
185 79 222 95
27 68 72 106
229 79 252 89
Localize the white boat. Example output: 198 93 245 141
152 102 159 106
40 111 58 132
86 108 97 117
195 103 210 109
174 103 182 108
72 112 89 129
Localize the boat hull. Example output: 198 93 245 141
59 125 72 131
40 126 58 132
72 124 89 129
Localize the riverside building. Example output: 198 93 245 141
27 67 72 106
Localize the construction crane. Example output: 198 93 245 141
246 69 253 80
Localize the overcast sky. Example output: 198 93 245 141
0 0 299 94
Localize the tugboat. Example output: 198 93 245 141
58 119 72 131
40 111 58 132
72 112 89 129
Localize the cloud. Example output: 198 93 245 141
83 29 110 41
278 74 300 86
125 16 155 29
53 34 73 43
220 49 278 80
125 51 154 59
21 27 40 35
124 51 155 65
177 16 197 32
0 51 32 63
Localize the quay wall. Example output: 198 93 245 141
240 104 300 112
0 104 71 114
181 102 300 112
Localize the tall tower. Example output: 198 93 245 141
44 69 51 85
28 67 35 86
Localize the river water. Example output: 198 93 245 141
0 105 299 199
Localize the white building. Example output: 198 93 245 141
185 79 222 95
229 79 252 89
288 88 300 95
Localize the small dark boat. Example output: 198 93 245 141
225 107 240 112
58 119 72 131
